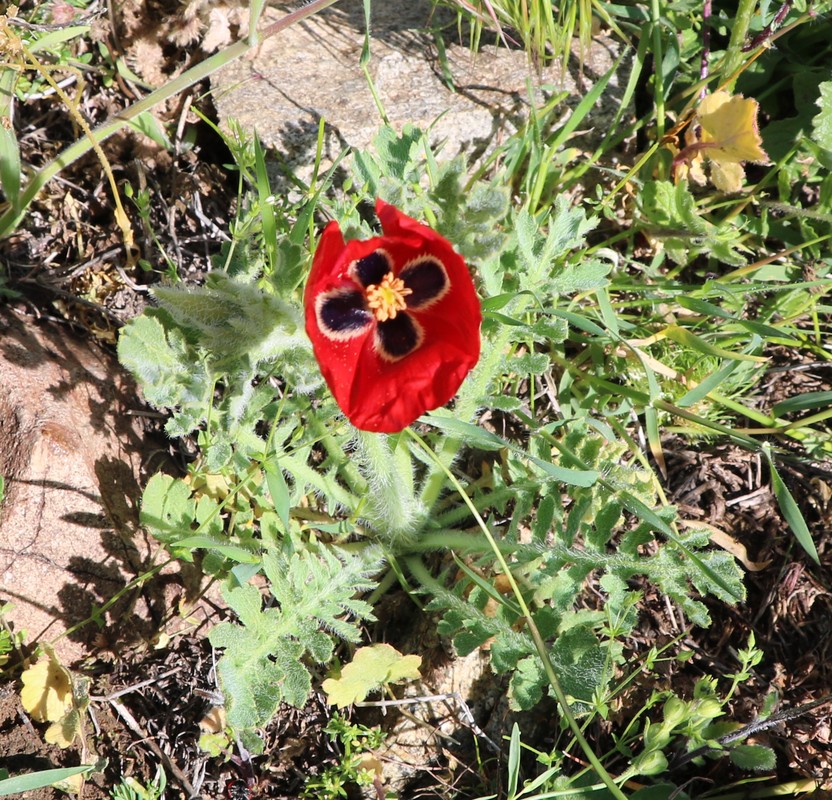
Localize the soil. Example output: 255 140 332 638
1 2 831 799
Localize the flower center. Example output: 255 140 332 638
365 272 412 322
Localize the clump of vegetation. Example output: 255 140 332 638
1 0 831 798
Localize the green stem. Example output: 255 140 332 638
419 435 466 511
419 314 516 511
721 0 757 89
649 0 665 141
410 530 512 554
403 553 451 599
0 0 343 239
355 431 423 549
310 417 367 496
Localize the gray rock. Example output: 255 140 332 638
212 0 627 176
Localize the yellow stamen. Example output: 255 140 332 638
365 272 412 322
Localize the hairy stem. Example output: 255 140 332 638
355 431 424 549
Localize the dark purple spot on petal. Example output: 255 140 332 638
352 250 392 287
375 313 422 361
400 257 449 309
317 289 373 340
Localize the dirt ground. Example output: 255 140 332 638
2 1 832 798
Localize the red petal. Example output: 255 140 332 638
306 202 482 433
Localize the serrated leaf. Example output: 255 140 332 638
545 196 598 260
550 626 608 706
490 632 534 674
152 273 304 369
508 655 545 710
729 744 776 771
322 644 422 708
641 180 708 233
811 81 832 152
423 415 598 486
488 394 523 412
117 311 210 411
222 582 266 629
510 353 550 374
549 259 611 295
209 545 382 739
515 198 597 290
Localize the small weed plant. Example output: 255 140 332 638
109 767 167 800
302 713 388 799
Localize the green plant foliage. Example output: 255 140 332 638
7 0 828 792
728 744 777 771
0 766 95 797
638 180 748 266
207 545 381 750
119 271 320 470
109 766 167 800
302 713 387 800
124 121 757 769
812 80 832 155
428 424 744 711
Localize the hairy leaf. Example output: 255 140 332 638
209 545 382 745
812 81 832 154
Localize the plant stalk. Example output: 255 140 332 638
721 0 757 90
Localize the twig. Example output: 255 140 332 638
742 0 795 51
90 667 182 701
356 692 502 753
110 698 199 799
669 694 832 771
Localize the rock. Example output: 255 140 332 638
0 309 160 664
212 0 627 177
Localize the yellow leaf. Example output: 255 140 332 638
356 755 384 780
322 644 422 708
709 160 747 194
678 91 768 192
45 708 82 749
697 91 767 162
53 771 84 795
20 651 73 723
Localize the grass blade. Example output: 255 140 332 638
763 444 820 565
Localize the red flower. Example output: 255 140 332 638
304 199 482 433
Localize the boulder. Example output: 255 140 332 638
0 309 157 664
212 0 626 176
